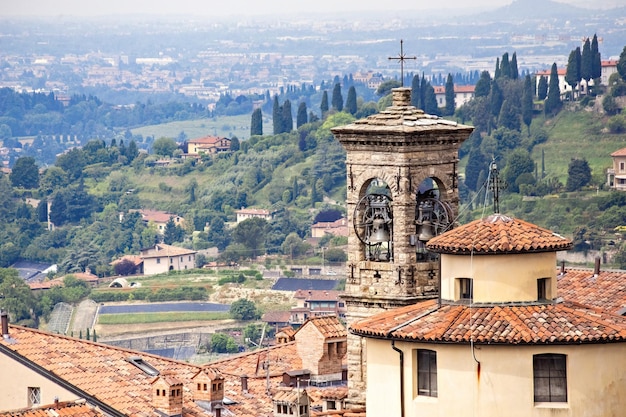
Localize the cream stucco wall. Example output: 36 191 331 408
0 352 78 410
366 338 626 417
440 252 557 303
143 254 195 275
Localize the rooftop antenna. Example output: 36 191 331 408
388 39 416 87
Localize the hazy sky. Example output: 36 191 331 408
2 0 549 17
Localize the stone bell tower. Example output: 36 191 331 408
331 88 473 407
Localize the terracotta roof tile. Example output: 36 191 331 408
140 243 196 258
262 311 292 323
610 147 626 157
294 290 341 301
0 401 105 417
296 316 346 339
426 214 572 254
557 268 626 315
350 299 626 344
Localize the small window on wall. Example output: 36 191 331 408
417 349 437 397
533 354 567 403
28 387 41 407
537 278 549 301
456 278 473 301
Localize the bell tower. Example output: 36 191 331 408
331 88 473 407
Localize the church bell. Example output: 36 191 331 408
370 217 391 243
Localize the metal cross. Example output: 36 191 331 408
388 39 416 86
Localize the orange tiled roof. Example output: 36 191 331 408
350 298 626 345
426 214 572 255
0 401 105 417
137 209 182 223
0 326 207 417
610 147 626 157
262 310 291 323
140 243 196 258
297 316 346 339
188 136 227 145
557 267 626 315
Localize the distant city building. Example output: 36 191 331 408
186 136 231 155
235 207 273 223
140 243 196 275
310 218 348 238
607 146 626 191
433 84 475 109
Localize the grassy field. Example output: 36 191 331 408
98 311 230 325
131 114 272 141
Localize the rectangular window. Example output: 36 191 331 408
621 162 625 171
537 278 549 301
417 349 437 397
156 258 161 264
28 387 41 407
534 354 567 402
457 278 473 301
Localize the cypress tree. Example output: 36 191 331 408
475 71 491 98
511 52 519 80
581 38 593 89
331 83 343 112
537 75 548 100
292 177 299 199
320 91 329 115
444 74 455 116
250 108 263 136
281 99 293 133
522 75 534 136
494 57 501 79
565 48 581 100
298 130 307 151
591 34 602 81
410 74 420 107
497 99 521 131
272 95 281 134
490 80 503 118
419 73 427 111
345 86 357 115
545 63 562 116
500 53 511 79
296 102 307 128
423 83 439 115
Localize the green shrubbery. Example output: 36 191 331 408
91 286 207 302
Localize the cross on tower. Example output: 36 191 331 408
388 39 416 86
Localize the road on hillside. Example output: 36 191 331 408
99 302 231 314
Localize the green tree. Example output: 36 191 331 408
537 76 548 100
581 37 593 89
230 136 240 151
566 158 592 191
444 73 455 116
232 217 268 258
497 99 521 131
152 137 177 156
377 80 401 98
521 75 534 136
475 71 491 98
565 47 581 100
250 108 263 136
272 95 281 134
10 156 39 189
510 52 519 80
0 268 38 325
125 139 139 162
244 323 262 347
410 74 421 107
591 34 602 81
320 91 329 116
39 167 68 196
500 52 511 79
229 298 260 320
423 83 439 115
281 232 310 258
503 149 534 193
163 217 185 244
281 99 293 132
210 333 238 353
618 45 626 83
545 63 562 116
345 86 357 115
296 102 308 128
331 83 343 112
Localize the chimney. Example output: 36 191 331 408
560 261 566 275
241 375 248 393
594 256 601 277
392 87 411 107
214 405 222 417
151 374 183 417
1 310 8 337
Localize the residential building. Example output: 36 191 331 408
140 243 197 275
601 59 619 86
535 67 570 97
290 290 346 325
607 146 626 190
433 84 475 109
0 312 355 416
235 207 273 223
331 87 473 407
132 209 185 235
311 218 348 238
186 136 231 155
351 213 626 417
